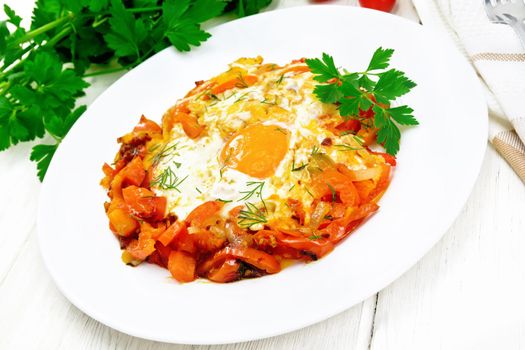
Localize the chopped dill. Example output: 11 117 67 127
260 98 277 105
311 145 321 155
237 202 267 228
289 184 296 192
333 143 363 151
304 186 315 198
354 135 365 145
291 156 308 172
309 234 321 240
195 187 202 194
239 181 265 202
235 73 249 88
151 142 180 166
274 127 288 135
217 198 233 203
150 166 188 192
234 92 250 104
275 73 285 85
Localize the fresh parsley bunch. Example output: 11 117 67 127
305 48 418 155
0 0 271 181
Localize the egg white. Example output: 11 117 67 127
152 58 378 224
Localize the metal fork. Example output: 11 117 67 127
485 0 525 48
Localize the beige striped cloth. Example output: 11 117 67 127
412 0 525 183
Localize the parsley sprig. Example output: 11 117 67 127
0 0 272 181
305 48 419 155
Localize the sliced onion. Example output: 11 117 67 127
309 201 331 231
187 226 201 234
344 166 382 181
225 221 253 247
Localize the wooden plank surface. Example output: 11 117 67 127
2 1 525 349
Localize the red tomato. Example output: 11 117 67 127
359 0 396 12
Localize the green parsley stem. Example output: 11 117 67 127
0 81 11 96
45 26 73 47
91 16 109 28
0 42 36 72
14 14 74 45
127 6 163 13
83 66 130 78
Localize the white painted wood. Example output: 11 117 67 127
3 1 523 350
370 145 525 350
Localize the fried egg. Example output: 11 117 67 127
151 57 384 229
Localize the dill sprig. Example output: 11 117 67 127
260 97 277 105
291 156 308 172
151 165 188 192
151 142 180 166
333 143 363 151
235 73 249 88
237 202 268 229
275 73 285 85
334 135 365 151
238 181 265 202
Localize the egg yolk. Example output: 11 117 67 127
220 123 290 179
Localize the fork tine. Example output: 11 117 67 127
485 0 496 19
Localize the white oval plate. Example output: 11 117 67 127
38 5 487 345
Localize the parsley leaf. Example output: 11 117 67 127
367 47 394 71
313 84 343 104
305 53 341 82
30 143 58 181
388 105 419 126
374 69 416 100
306 48 418 156
104 0 147 59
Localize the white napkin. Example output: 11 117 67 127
412 0 525 182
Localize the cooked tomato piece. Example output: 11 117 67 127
198 246 280 276
171 229 197 254
133 115 162 135
255 230 334 260
190 229 227 252
126 234 156 260
367 164 392 202
185 201 224 226
157 221 185 246
311 168 360 206
122 186 166 221
208 259 240 283
177 112 204 139
281 65 310 74
108 208 138 237
154 241 172 267
320 202 379 242
168 250 196 283
336 119 361 134
120 157 146 187
140 221 167 240
211 75 258 94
